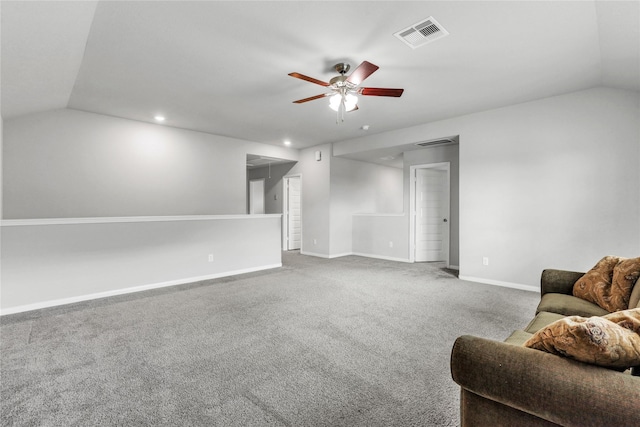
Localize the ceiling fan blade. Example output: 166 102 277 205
292 93 331 104
359 87 404 97
346 61 379 85
288 72 330 87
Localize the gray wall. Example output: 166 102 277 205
330 157 403 255
3 109 298 219
4 88 638 292
1 116 3 220
289 144 332 256
2 215 282 312
352 214 408 261
334 87 640 287
1 117 3 288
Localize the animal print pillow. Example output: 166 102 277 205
523 308 640 370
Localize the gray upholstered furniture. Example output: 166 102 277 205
450 269 640 427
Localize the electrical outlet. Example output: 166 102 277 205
482 257 489 266
208 254 214 262
389 241 394 248
313 239 317 245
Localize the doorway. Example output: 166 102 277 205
410 163 450 265
283 175 301 250
248 179 265 214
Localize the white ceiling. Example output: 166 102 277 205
2 1 639 150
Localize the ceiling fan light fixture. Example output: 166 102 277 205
329 93 341 110
329 93 358 112
345 94 358 111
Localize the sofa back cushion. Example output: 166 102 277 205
573 256 640 312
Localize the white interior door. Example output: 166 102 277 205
285 176 301 250
414 167 449 262
249 179 265 214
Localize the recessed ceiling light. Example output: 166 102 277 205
361 125 370 131
154 115 165 122
283 140 292 146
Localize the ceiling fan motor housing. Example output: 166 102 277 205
333 63 350 75
331 63 357 92
329 75 356 91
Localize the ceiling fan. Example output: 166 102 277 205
289 61 404 122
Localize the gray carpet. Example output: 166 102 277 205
1 252 539 426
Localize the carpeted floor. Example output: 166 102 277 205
1 252 539 426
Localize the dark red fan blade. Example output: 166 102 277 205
346 61 379 85
293 93 331 104
359 87 404 97
288 72 330 87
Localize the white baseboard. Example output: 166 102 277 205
300 251 353 259
300 250 332 258
458 275 539 293
0 263 282 316
352 252 412 263
448 265 460 270
301 250 412 263
328 252 353 259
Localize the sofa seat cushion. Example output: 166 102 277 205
504 330 533 346
525 311 566 334
506 312 574 347
537 293 609 317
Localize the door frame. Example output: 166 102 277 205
282 174 302 251
409 162 450 266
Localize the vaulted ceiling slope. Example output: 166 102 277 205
2 1 639 149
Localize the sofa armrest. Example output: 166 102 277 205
451 335 640 427
540 269 584 296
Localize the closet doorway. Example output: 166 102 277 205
410 163 450 265
283 175 301 250
248 179 265 214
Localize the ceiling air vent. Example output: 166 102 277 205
394 17 449 49
415 137 456 148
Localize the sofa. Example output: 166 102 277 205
450 268 640 427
